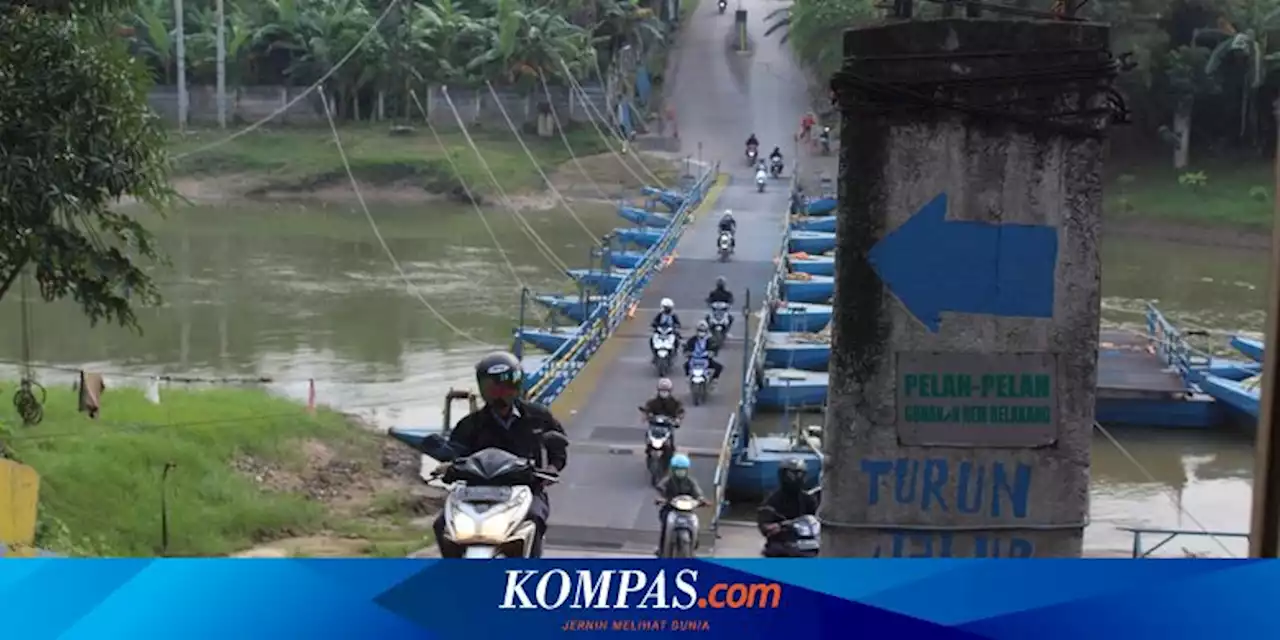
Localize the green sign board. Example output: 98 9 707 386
895 352 1059 447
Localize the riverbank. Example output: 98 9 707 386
1105 160 1273 244
166 125 681 205
0 385 432 557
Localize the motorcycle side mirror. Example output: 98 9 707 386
418 434 460 462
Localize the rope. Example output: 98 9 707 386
437 86 572 274
483 81 601 247
407 91 527 292
556 59 659 189
318 86 487 346
588 60 670 188
170 0 403 162
537 71 613 202
13 268 43 425
1092 421 1236 557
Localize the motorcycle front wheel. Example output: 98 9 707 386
675 530 694 558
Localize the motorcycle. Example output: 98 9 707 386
658 494 702 558
756 172 766 193
431 431 567 558
688 356 711 405
764 515 821 557
718 0 726 12
819 130 831 155
717 231 733 262
745 146 758 167
769 157 783 178
706 302 731 350
650 326 677 377
642 415 678 486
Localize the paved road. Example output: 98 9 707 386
542 0 811 555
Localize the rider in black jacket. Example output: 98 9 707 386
757 457 819 557
705 277 734 335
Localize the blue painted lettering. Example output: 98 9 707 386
860 458 1032 519
872 532 1036 558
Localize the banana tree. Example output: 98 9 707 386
1197 5 1280 142
130 0 175 83
594 0 665 59
468 0 596 85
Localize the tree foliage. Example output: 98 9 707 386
0 3 172 329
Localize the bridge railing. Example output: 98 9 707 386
711 411 738 534
1119 526 1249 558
1144 303 1216 384
526 163 719 405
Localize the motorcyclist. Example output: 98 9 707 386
651 298 682 335
683 321 724 381
755 164 768 186
706 276 735 335
654 453 708 555
430 351 569 558
757 457 819 557
745 133 759 152
717 211 736 251
770 146 783 167
790 183 806 215
639 378 685 422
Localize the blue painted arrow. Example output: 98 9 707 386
868 193 1058 332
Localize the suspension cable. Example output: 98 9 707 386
484 81 601 247
438 87 572 274
171 0 403 162
318 86 487 345
556 59 661 189
537 72 613 202
407 91 526 292
585 60 669 187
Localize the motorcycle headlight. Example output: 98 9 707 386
451 508 516 542
450 511 478 539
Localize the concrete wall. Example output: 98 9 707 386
822 19 1111 557
148 84 611 129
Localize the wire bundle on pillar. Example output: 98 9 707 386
13 269 45 426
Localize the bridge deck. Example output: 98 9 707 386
1097 330 1189 397
546 179 789 553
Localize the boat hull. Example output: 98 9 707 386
618 206 672 228
769 304 833 333
567 269 631 295
782 277 834 303
517 328 579 352
615 227 663 248
788 232 836 255
788 256 834 276
533 295 604 323
806 198 836 215
756 371 829 410
790 216 836 232
607 251 646 269
763 342 830 370
1231 336 1264 363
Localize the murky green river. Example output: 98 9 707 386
0 201 1266 557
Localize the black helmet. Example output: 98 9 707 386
715 276 727 288
778 457 807 491
475 351 523 409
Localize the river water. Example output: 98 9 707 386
0 201 1265 557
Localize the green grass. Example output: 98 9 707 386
0 384 399 557
167 124 612 195
1106 159 1275 228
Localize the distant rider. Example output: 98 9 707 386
790 183 806 215
757 457 819 557
429 351 568 559
770 146 783 167
684 321 725 381
818 126 831 149
755 164 768 185
655 454 708 556
717 210 737 251
706 276 735 334
651 298 682 335
640 378 685 422
745 133 759 151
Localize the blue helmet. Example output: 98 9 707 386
670 454 691 470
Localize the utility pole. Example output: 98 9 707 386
215 0 227 129
1248 98 1280 557
174 0 188 131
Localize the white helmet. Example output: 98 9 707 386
661 298 674 310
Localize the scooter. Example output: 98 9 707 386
650 326 677 377
641 415 678 486
769 157 783 178
718 0 726 13
657 494 703 558
756 172 767 193
706 302 731 350
430 431 568 558
688 356 711 405
717 231 733 262
746 146 758 167
763 515 821 557
819 128 831 155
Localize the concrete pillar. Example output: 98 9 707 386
822 19 1115 558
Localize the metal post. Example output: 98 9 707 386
215 0 226 129
514 287 527 362
174 0 188 131
1249 99 1280 558
739 289 752 436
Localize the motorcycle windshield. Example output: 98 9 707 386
690 358 709 368
647 425 672 439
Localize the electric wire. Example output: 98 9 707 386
557 59 660 189
483 80 601 247
585 59 669 187
437 86 572 274
318 86 486 345
170 0 403 162
537 71 613 202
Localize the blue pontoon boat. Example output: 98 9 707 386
567 268 632 294
764 332 830 370
756 369 829 410
614 227 663 248
788 231 836 255
517 326 580 352
788 255 834 276
769 302 833 333
790 216 836 233
617 206 672 228
533 294 606 323
782 275 834 303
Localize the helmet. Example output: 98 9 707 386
778 457 808 491
670 453 691 473
475 351 523 409
661 298 674 310
823 126 831 132
715 276 727 288
722 209 733 219
696 320 710 335
657 378 674 393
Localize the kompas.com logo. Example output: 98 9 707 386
499 569 783 610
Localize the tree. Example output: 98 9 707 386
0 2 172 329
1197 4 1280 142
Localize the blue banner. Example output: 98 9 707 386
3 559 1278 638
